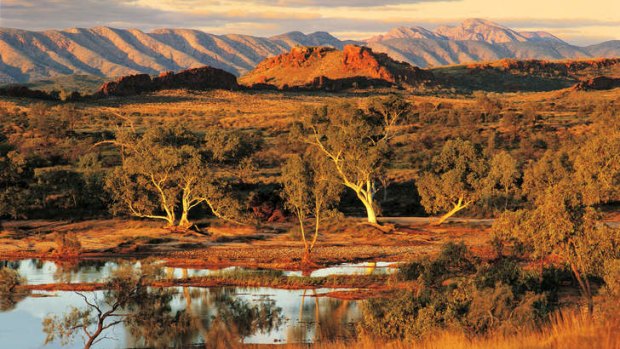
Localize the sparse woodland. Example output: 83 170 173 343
0 88 619 347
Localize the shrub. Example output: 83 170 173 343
369 242 555 341
603 259 620 296
0 268 22 294
55 232 82 257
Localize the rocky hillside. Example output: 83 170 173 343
95 66 238 97
0 27 352 84
0 19 618 84
239 45 433 91
431 57 620 92
572 76 620 91
365 19 618 68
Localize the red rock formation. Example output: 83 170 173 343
240 45 433 91
572 76 620 91
341 45 392 81
94 66 238 97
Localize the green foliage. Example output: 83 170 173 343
493 131 620 311
281 152 341 256
104 123 247 227
299 96 412 223
603 259 620 297
362 243 554 341
484 150 520 210
0 149 32 218
417 139 494 220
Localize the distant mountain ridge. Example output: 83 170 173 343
0 19 618 84
0 26 355 84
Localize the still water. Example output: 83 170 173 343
0 260 378 348
0 259 396 285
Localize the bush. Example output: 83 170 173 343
0 268 22 294
366 242 555 341
603 259 620 296
55 232 82 257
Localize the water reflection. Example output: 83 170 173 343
0 261 362 347
1 259 397 286
0 267 30 312
43 262 193 349
32 287 358 347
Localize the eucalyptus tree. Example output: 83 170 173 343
103 122 252 230
417 139 490 225
493 129 620 313
298 95 412 224
281 153 340 264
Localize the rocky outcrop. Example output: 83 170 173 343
0 85 60 100
96 74 152 97
153 66 238 91
240 45 433 91
94 66 238 97
572 76 620 91
468 58 620 78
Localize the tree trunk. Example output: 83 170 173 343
432 197 469 226
178 211 191 229
84 322 103 349
302 247 313 266
361 199 378 224
570 262 594 314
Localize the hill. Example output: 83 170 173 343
432 57 620 92
239 45 433 91
0 19 618 84
365 19 616 68
0 27 352 84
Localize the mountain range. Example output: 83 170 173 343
0 18 618 84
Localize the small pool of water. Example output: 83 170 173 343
0 259 398 285
0 286 360 347
285 261 398 277
0 259 382 347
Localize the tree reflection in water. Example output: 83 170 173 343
42 265 286 348
0 267 30 312
287 289 358 344
43 261 193 349
52 259 109 284
40 262 364 348
179 269 285 348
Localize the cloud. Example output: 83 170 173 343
251 0 455 7
0 0 424 33
1 0 180 29
0 0 617 45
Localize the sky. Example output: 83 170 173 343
0 0 619 45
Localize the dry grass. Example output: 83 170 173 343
273 310 620 349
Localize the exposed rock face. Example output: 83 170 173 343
96 74 152 97
0 85 60 100
154 66 238 90
94 66 238 97
240 45 433 91
572 76 620 91
461 58 620 82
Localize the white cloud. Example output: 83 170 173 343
1 0 618 45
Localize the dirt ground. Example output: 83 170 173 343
0 217 493 270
